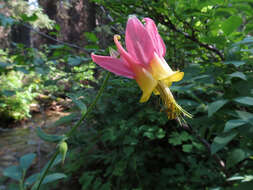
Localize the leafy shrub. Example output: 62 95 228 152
61 0 253 189
0 71 38 120
62 77 225 190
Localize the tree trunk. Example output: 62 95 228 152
34 0 96 49
11 23 31 47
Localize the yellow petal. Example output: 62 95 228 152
150 53 174 80
163 71 184 87
132 65 158 103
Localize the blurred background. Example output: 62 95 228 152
0 0 253 189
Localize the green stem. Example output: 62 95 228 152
35 72 110 190
35 150 59 190
20 170 26 190
66 72 110 137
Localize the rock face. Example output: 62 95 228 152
0 0 97 49
34 0 96 49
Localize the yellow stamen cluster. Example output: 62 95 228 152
156 81 192 121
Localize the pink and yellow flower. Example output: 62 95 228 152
91 16 191 120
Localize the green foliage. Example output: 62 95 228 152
0 71 38 120
2 0 253 189
36 127 67 143
3 0 55 29
3 153 66 190
62 0 253 189
63 78 223 189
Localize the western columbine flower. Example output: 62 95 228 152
91 16 192 121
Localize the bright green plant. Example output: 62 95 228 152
0 71 38 120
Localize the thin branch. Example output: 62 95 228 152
35 72 110 190
1 13 90 53
20 22 90 53
99 5 124 35
153 14 225 61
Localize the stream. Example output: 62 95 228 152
0 110 71 188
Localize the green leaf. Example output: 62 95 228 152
20 13 38 22
79 173 95 189
208 99 228 117
224 61 245 67
224 119 247 132
25 173 40 186
67 57 82 67
0 62 11 68
42 173 67 184
0 13 15 26
30 155 64 190
182 144 193 153
236 110 253 121
178 99 198 107
84 32 98 43
36 127 66 143
227 176 244 181
20 153 36 171
234 37 253 46
123 147 135 157
230 181 253 190
46 154 62 171
156 128 166 139
169 131 192 145
67 94 87 114
228 72 247 80
234 97 253 106
221 15 242 35
35 67 48 75
113 161 127 177
2 90 16 97
227 149 253 168
51 113 79 127
16 67 30 74
3 166 22 181
54 24 61 31
6 183 19 190
211 131 237 154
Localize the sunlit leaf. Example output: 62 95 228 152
20 13 38 22
84 32 98 43
221 15 242 35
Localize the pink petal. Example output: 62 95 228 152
125 16 155 65
144 18 166 57
113 35 135 66
91 53 135 79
